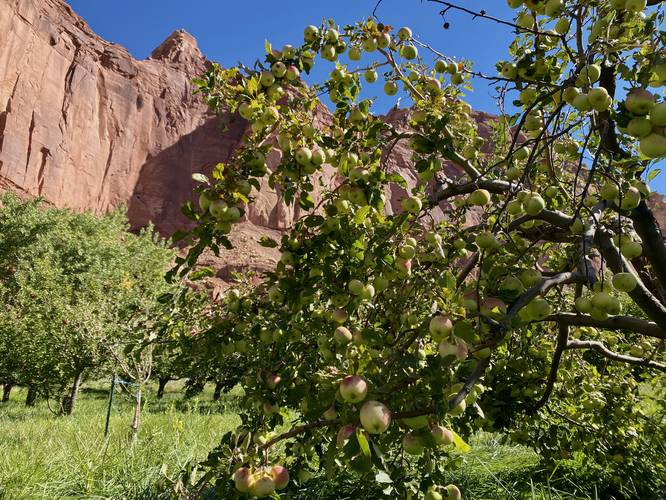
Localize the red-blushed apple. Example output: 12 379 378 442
462 291 479 311
402 432 425 455
334 326 353 345
336 424 356 447
481 297 507 318
331 308 349 324
429 315 453 342
444 484 462 500
625 89 655 116
360 400 391 434
271 465 289 490
233 467 255 493
431 424 454 445
395 257 412 275
339 375 368 403
266 374 281 389
286 65 300 81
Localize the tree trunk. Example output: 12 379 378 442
25 385 37 407
62 370 83 415
2 383 13 402
156 378 169 400
130 386 143 443
213 381 223 401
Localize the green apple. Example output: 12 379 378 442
520 88 538 105
431 424 454 445
362 37 377 52
617 186 641 210
260 70 276 87
524 298 552 320
501 276 525 295
524 193 545 215
520 268 542 287
403 415 429 429
572 93 592 112
401 196 423 213
600 181 619 200
384 81 398 96
640 133 666 158
401 44 418 60
555 17 571 34
364 69 378 83
233 467 255 493
588 87 611 109
475 231 498 249
429 315 454 342
304 25 319 42
576 64 601 86
649 102 666 126
562 87 580 104
250 471 275 497
468 189 491 206
575 296 593 313
397 27 412 41
625 0 647 12
360 400 391 434
612 272 638 292
377 33 391 48
545 0 563 17
627 117 653 138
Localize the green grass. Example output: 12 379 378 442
0 383 593 500
0 382 241 499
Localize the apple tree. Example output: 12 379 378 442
177 1 666 497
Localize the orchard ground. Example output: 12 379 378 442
1 381 614 499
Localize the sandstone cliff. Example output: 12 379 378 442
1 0 664 282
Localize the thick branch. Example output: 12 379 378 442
448 357 490 409
508 210 574 232
508 272 586 319
566 340 666 372
629 201 666 293
429 179 511 206
543 312 665 340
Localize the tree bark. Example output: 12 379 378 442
213 382 223 401
130 386 143 443
62 370 83 415
2 382 14 402
25 385 37 407
156 378 169 400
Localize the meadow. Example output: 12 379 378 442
0 382 601 499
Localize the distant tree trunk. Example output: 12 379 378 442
156 378 169 400
2 382 13 402
25 385 37 406
130 386 143 443
62 370 83 415
213 382 223 401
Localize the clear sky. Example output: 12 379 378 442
67 0 665 193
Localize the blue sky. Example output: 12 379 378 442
67 0 665 193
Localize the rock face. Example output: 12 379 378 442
1 0 664 281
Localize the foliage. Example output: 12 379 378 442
177 1 666 498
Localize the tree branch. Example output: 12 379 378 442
542 312 665 340
429 179 511 206
448 357 490 409
565 340 666 372
533 323 569 411
507 272 586 320
629 201 666 293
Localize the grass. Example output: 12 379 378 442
0 382 595 500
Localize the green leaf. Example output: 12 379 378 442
356 428 371 457
353 205 371 224
189 267 216 281
264 39 272 55
259 236 279 248
648 168 661 182
451 430 471 453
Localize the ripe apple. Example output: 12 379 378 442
234 467 255 493
340 375 368 403
362 37 377 52
402 432 425 455
360 400 391 434
462 291 479 311
627 117 653 138
612 272 638 292
260 71 275 87
481 297 507 318
431 424 454 445
271 465 289 490
397 27 412 41
640 133 666 158
271 62 287 79
651 102 666 126
468 189 491 206
395 257 412 275
331 308 349 324
384 81 398 96
334 326 353 345
266 374 281 389
625 89 655 116
444 484 462 500
430 315 453 342
286 65 300 81
325 28 339 43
